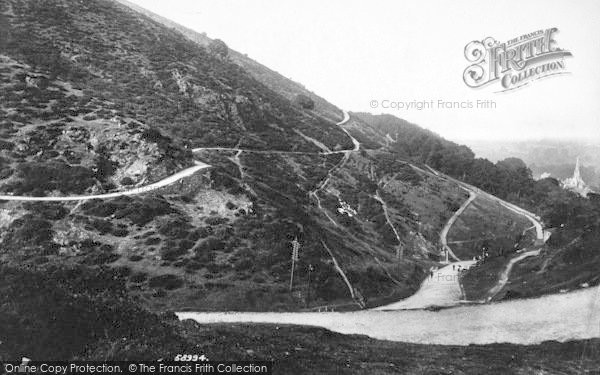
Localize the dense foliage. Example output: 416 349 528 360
0 264 187 360
354 113 534 202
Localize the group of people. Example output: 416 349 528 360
451 264 470 273
473 251 490 262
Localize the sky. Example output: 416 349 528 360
128 0 600 143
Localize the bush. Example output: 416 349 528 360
120 177 134 186
194 237 225 253
148 274 183 290
8 161 96 195
3 214 55 253
160 240 189 261
207 39 229 58
0 265 186 359
83 252 120 265
82 196 176 226
0 140 14 150
91 219 113 235
158 217 191 238
23 202 68 220
205 216 228 226
112 225 129 237
190 227 212 240
146 237 161 245
294 94 315 110
130 272 147 283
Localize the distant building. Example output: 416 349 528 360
561 157 592 197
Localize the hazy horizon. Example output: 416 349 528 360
128 0 600 144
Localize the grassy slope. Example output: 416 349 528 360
447 195 534 260
463 187 600 302
0 0 482 312
491 235 600 301
113 0 343 123
3 264 598 373
182 323 600 375
3 0 582 315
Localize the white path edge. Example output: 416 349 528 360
0 161 210 201
440 188 477 262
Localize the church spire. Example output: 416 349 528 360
573 157 581 181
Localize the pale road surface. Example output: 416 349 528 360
192 110 357 155
373 190 403 255
0 161 210 201
486 248 542 301
371 180 477 310
177 284 600 345
440 188 477 262
374 260 475 310
417 165 550 304
424 165 546 242
308 110 359 227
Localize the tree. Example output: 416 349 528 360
207 39 229 58
294 94 315 110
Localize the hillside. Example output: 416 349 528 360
114 0 343 123
353 113 600 301
1 0 592 316
3 263 598 372
1 0 487 313
3 0 600 368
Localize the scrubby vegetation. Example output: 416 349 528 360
352 112 600 301
2 264 599 373
463 178 600 300
354 113 535 203
294 94 315 110
0 264 187 360
2 0 597 354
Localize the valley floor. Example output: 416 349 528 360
182 322 600 375
373 260 475 310
177 284 600 345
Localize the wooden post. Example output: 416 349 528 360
306 264 313 306
289 237 300 292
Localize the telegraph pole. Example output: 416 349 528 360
289 237 300 292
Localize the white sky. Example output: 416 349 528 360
129 0 600 143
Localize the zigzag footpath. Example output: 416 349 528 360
375 182 476 310
422 165 551 301
440 188 477 262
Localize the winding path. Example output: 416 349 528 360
192 111 357 156
439 188 477 262
422 165 550 301
0 110 356 203
486 248 542 301
426 165 546 243
191 110 359 229
373 190 403 258
307 110 359 226
372 182 477 310
0 161 210 201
